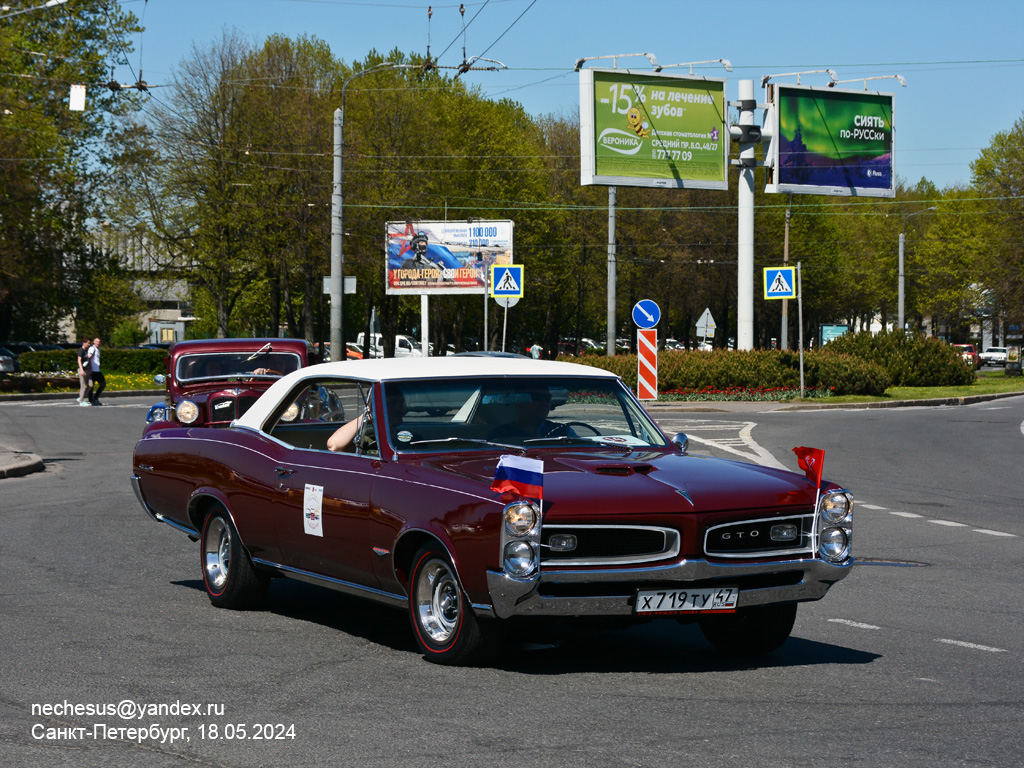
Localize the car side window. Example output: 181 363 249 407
267 379 377 455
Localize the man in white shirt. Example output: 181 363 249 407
85 337 105 405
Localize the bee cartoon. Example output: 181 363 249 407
626 106 650 138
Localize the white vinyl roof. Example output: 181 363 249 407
235 356 620 430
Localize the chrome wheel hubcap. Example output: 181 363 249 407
415 559 460 644
204 517 230 590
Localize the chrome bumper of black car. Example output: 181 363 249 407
483 557 850 619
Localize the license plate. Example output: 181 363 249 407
635 586 738 614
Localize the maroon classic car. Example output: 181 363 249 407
131 358 853 665
145 338 312 427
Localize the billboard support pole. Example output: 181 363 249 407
483 267 489 351
781 197 791 350
737 79 755 351
797 261 805 398
421 295 429 356
607 186 617 357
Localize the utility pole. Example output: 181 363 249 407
781 197 792 350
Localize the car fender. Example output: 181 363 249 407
391 526 465 596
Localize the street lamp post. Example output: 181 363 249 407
898 206 937 332
330 62 414 360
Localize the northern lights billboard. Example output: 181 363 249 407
766 83 895 198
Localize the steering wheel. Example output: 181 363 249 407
541 421 601 438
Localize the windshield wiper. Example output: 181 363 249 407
524 435 635 451
406 437 525 453
246 342 272 361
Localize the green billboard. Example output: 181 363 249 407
767 84 895 198
580 69 728 190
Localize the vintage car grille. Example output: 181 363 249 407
703 514 815 559
540 525 679 566
208 395 260 425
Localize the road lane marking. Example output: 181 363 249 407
860 504 888 510
937 639 1007 653
973 529 1017 537
928 520 968 527
828 619 881 630
890 511 923 518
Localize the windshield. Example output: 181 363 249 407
384 376 667 454
175 351 302 384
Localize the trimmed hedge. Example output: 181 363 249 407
563 349 889 396
17 348 167 375
822 330 974 387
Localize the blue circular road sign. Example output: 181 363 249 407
632 300 661 329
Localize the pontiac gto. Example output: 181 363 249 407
131 358 853 665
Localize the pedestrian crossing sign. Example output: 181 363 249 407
490 264 524 297
763 267 796 300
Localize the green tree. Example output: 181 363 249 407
0 2 141 341
971 112 1024 329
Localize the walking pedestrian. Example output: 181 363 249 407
76 337 92 405
86 337 105 405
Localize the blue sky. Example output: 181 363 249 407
120 0 1023 190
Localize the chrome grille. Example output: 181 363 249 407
208 396 237 425
704 514 814 559
540 525 679 566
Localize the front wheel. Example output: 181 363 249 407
697 603 797 656
408 545 492 665
201 508 268 609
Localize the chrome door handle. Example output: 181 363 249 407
274 466 296 477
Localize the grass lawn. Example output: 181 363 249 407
791 369 1024 404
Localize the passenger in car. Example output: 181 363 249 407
328 387 406 452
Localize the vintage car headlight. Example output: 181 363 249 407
820 491 853 524
505 502 539 537
503 541 537 577
819 526 851 562
176 400 199 424
280 402 300 422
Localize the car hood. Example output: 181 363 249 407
417 449 818 516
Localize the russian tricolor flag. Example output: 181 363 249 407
491 455 544 501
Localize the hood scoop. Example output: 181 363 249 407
556 457 655 476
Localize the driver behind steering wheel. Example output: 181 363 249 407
487 385 576 441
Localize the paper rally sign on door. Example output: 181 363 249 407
303 484 324 537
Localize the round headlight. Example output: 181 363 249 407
503 540 537 577
280 402 300 422
176 400 199 424
504 503 538 537
819 527 850 562
820 492 853 524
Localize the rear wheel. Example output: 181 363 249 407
697 603 797 656
201 508 268 609
408 545 492 665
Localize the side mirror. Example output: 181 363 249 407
670 432 689 453
154 373 166 385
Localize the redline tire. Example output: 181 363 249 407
408 545 490 665
697 603 797 656
200 508 268 610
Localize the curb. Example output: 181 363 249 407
0 452 45 479
0 389 163 403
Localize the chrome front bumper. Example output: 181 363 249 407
484 556 850 619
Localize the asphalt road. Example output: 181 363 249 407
1 394 1022 767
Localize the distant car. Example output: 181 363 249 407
953 344 980 368
0 345 17 374
132 357 854 665
145 338 312 427
979 347 1008 367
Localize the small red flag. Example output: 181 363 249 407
792 446 825 487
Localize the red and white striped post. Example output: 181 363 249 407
637 329 658 400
